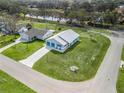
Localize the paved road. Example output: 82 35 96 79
0 55 91 93
19 47 50 67
88 36 124 93
0 36 123 93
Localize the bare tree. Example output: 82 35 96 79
6 15 19 35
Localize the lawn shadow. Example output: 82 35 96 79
22 39 44 44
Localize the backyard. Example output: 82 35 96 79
18 20 68 32
18 20 111 34
33 30 110 82
0 70 35 93
117 47 124 93
2 40 44 61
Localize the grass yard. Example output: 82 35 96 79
0 70 35 93
117 69 124 93
117 47 124 93
91 28 111 35
2 40 44 61
0 35 19 48
33 30 110 82
121 47 124 61
18 20 68 31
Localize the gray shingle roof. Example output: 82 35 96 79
54 36 67 46
47 29 79 45
25 28 48 38
58 29 79 44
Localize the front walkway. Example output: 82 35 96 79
0 38 21 53
19 47 50 67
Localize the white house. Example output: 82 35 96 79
36 29 55 40
46 29 79 53
20 28 54 42
18 27 28 35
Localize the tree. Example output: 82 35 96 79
103 10 117 25
80 1 93 12
20 6 29 20
8 2 21 15
0 0 22 15
66 9 87 26
1 13 19 37
0 0 9 11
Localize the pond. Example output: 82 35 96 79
25 14 69 23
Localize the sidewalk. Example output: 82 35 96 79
0 38 21 53
19 47 50 67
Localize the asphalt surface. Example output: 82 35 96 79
0 55 91 93
0 35 123 93
88 36 124 93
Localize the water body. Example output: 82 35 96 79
25 14 69 23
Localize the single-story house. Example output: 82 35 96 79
20 28 54 42
46 29 79 53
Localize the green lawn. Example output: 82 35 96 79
33 30 110 82
117 47 124 93
91 28 111 35
0 70 35 93
2 40 44 61
117 69 124 93
0 35 19 48
121 47 124 61
18 20 67 32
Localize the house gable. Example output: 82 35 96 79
46 38 65 47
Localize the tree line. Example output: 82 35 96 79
0 0 124 28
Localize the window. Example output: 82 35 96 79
51 43 55 47
47 42 50 46
57 44 61 47
57 44 62 50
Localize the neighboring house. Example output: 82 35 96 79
0 23 26 34
20 28 54 42
115 5 124 14
115 5 124 24
46 29 79 53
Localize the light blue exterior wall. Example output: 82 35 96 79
46 39 69 53
46 37 79 53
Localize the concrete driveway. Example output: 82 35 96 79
0 35 123 93
19 47 50 67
